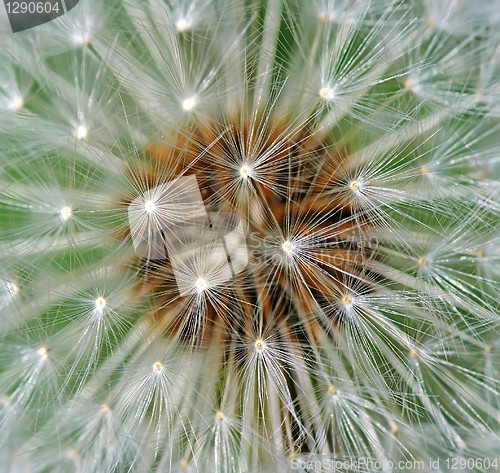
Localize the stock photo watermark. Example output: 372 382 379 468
127 175 368 295
289 455 500 472
128 175 248 296
3 0 79 32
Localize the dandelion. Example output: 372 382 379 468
0 0 499 472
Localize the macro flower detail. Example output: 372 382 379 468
0 0 499 472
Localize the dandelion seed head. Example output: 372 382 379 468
2 0 499 468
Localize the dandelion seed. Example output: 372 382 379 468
404 78 420 93
10 96 24 111
390 421 400 434
281 240 294 253
176 18 191 32
144 199 156 214
417 256 427 268
78 33 91 46
6 281 19 296
181 96 197 112
94 296 106 311
341 294 353 306
38 347 48 360
76 125 88 140
319 86 335 102
67 449 79 460
349 179 361 192
239 164 252 179
59 206 73 221
426 17 437 30
455 434 467 452
195 277 208 293
409 348 419 359
254 339 266 351
318 11 328 23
